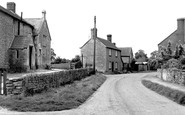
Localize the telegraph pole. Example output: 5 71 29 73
93 16 96 74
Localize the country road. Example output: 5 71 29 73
2 72 185 115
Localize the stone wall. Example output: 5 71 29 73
6 68 93 96
157 68 185 85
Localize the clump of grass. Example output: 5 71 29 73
0 74 106 112
142 80 185 105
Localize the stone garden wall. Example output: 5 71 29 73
157 68 185 85
6 68 93 96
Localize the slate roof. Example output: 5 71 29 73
119 47 133 56
10 36 32 49
25 18 44 32
97 37 121 51
0 5 33 27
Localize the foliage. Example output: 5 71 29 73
51 48 56 61
135 49 148 62
148 59 159 70
52 56 70 64
22 68 93 96
142 80 185 105
74 61 83 69
71 55 81 63
0 74 106 112
163 58 181 69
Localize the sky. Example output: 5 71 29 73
1 0 185 59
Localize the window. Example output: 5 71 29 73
115 62 118 70
16 50 19 58
109 62 111 69
115 51 118 57
109 49 112 56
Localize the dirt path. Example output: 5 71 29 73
1 72 185 115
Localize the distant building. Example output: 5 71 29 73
80 17 122 73
0 2 51 72
119 47 133 71
158 18 185 52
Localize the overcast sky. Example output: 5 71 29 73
1 0 185 59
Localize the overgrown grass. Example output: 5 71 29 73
142 80 185 105
0 74 106 112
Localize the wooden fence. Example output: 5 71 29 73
0 69 7 95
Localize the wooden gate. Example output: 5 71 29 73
0 69 7 95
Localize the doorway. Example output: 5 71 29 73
112 62 114 72
29 46 33 69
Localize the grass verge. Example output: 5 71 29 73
0 74 106 112
142 80 185 105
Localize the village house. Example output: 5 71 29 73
0 2 51 72
119 47 133 71
158 18 185 52
80 17 122 73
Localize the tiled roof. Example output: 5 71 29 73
25 18 44 32
0 5 33 27
97 37 120 51
11 36 31 49
119 47 133 56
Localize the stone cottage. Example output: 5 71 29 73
119 47 133 71
25 11 51 69
158 18 185 51
80 17 122 73
0 2 51 72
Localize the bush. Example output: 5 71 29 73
142 80 185 105
22 68 94 96
163 58 181 69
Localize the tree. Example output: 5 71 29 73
150 50 159 59
71 55 80 63
135 49 148 62
51 48 56 61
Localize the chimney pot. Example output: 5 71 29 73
113 43 116 46
107 34 112 42
42 10 46 20
7 2 16 13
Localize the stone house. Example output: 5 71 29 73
119 47 133 71
0 2 51 72
25 11 51 69
80 17 122 73
158 18 185 52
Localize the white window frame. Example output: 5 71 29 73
115 62 118 70
109 49 112 56
115 51 118 57
109 61 111 69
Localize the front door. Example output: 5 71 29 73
29 46 33 69
112 62 114 72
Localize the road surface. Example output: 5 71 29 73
1 72 185 115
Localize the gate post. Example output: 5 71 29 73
0 69 7 95
3 69 7 95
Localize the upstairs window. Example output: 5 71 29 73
115 51 118 57
109 49 112 56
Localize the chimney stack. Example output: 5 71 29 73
42 10 46 20
177 18 184 33
107 34 112 42
7 2 16 13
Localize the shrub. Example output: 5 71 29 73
22 68 93 96
165 58 181 69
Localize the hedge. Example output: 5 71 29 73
142 80 185 105
22 68 93 96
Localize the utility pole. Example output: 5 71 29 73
93 16 96 74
